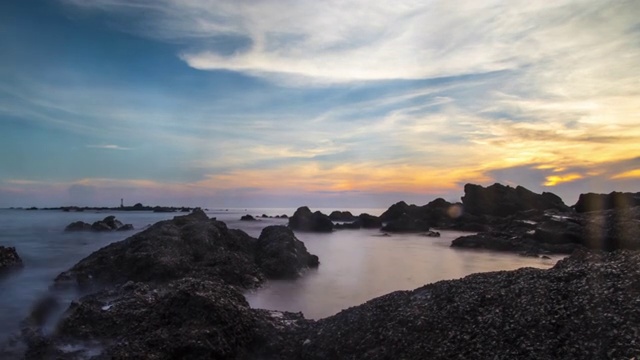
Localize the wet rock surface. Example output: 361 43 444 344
296 250 640 359
0 246 23 273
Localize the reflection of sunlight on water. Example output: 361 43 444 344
245 229 565 319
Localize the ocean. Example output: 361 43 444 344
0 208 563 343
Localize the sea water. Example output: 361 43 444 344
0 208 562 343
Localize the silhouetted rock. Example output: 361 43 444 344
358 213 382 228
573 191 640 213
462 183 570 217
0 246 23 273
288 207 333 232
451 231 577 254
328 211 356 221
381 213 432 233
255 226 319 279
64 221 92 232
241 214 257 221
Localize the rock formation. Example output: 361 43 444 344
288 207 333 232
64 216 133 232
0 246 23 273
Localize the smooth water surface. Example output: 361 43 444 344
0 208 563 343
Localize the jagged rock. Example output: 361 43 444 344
255 226 319 279
241 214 257 221
288 207 333 232
0 246 23 273
102 215 123 230
461 183 570 217
328 211 356 221
573 191 640 213
54 209 265 289
64 221 92 232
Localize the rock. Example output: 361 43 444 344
90 220 112 232
241 214 257 221
421 231 441 237
54 209 264 289
101 215 123 230
451 232 577 254
0 246 23 273
381 213 431 233
296 250 640 359
261 214 270 218
28 279 263 359
115 224 134 231
573 191 640 213
64 221 92 232
357 213 382 228
328 211 356 221
288 207 333 232
461 183 570 217
255 226 320 278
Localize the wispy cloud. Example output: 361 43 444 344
86 144 132 150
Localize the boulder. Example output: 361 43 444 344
102 215 123 230
255 226 319 278
573 191 640 213
328 211 356 221
381 213 431 233
241 214 257 221
54 209 265 289
461 183 570 217
288 207 333 232
0 246 23 273
64 221 92 232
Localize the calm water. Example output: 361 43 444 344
0 208 563 343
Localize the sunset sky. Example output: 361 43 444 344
1 0 639 208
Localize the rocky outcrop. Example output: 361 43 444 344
255 226 319 279
241 214 257 221
295 250 640 359
58 211 241 289
573 191 640 213
5 210 321 359
461 183 570 217
451 231 578 255
21 279 306 360
334 213 383 230
379 198 466 231
0 246 23 273
64 216 133 232
381 213 432 233
288 207 333 232
328 211 356 221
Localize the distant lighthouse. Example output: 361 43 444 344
120 198 124 208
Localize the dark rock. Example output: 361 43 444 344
101 215 123 230
54 209 264 289
255 226 319 278
261 214 270 218
90 221 112 232
297 250 640 359
358 213 382 228
381 213 431 233
241 214 257 221
288 207 333 232
31 279 263 359
0 246 23 273
451 231 577 254
64 221 92 232
573 191 640 213
333 221 362 230
116 224 134 231
328 211 356 221
421 231 441 237
461 183 570 217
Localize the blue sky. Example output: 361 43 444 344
1 0 639 208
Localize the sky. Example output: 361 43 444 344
1 0 639 209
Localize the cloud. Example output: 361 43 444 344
62 0 639 86
86 144 132 150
